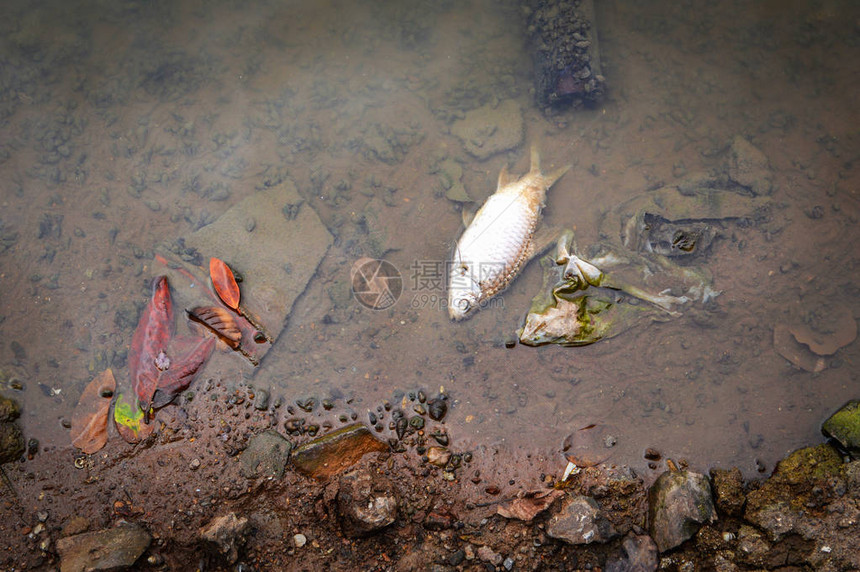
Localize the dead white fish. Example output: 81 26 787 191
448 145 570 320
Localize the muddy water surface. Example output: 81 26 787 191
0 0 858 480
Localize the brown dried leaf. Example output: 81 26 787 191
71 369 116 454
188 306 242 349
497 489 565 521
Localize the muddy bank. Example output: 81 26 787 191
2 386 859 571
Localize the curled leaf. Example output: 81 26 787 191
114 392 155 444
71 369 116 454
210 257 241 310
187 306 242 349
497 489 565 521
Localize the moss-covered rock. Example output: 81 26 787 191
0 422 24 464
772 443 844 485
745 444 845 540
0 394 24 465
710 467 746 517
0 394 21 422
822 399 860 459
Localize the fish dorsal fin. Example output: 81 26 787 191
461 205 477 227
529 143 541 175
497 164 512 188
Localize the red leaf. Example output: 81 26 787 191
71 369 116 454
151 337 216 409
210 257 240 310
130 276 174 411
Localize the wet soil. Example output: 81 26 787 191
2 390 859 571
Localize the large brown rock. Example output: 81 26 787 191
336 467 398 536
56 523 151 572
199 513 250 564
292 423 388 480
546 495 619 545
648 470 716 552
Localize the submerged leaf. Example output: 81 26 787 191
71 369 116 454
187 306 242 349
151 337 216 409
114 392 155 444
130 275 174 411
210 257 240 310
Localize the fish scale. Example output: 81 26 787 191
449 145 570 320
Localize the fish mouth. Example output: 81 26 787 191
448 295 475 320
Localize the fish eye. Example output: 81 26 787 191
457 298 471 312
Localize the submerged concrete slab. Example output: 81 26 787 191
157 180 332 367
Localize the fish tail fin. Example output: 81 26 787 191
529 143 571 188
544 163 572 189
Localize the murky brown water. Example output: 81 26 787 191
1 0 858 479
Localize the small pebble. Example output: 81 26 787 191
253 389 270 411
190 459 201 470
293 533 307 548
644 448 661 461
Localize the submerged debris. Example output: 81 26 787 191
527 0 606 113
773 304 857 372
